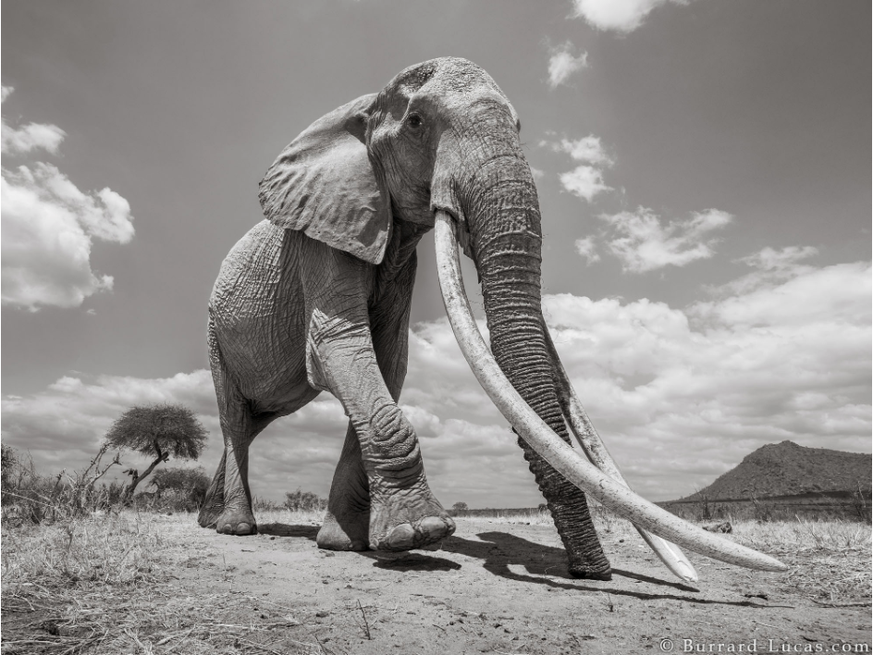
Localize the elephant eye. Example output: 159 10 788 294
406 113 423 129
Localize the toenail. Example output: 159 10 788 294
387 524 415 549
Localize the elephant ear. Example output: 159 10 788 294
258 93 391 265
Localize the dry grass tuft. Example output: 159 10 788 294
1 510 346 654
732 519 872 604
3 513 167 587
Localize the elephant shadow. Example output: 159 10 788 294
434 532 779 607
258 522 319 539
252 523 787 606
255 522 713 600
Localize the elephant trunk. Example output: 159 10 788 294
456 142 612 579
432 102 788 576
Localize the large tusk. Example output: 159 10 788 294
543 325 698 585
434 211 788 573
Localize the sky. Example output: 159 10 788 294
2 0 870 507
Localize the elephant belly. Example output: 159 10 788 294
210 221 317 415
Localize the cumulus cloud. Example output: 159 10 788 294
2 370 218 473
543 259 870 499
547 41 589 88
571 0 692 33
4 255 869 505
541 133 614 203
542 135 613 167
559 165 612 202
599 207 732 273
1 88 134 310
1 86 66 155
574 236 601 265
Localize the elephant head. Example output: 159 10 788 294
256 57 786 579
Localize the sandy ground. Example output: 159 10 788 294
155 515 872 654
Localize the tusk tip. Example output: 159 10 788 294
749 554 790 573
766 561 790 573
674 566 699 585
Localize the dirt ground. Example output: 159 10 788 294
165 515 870 654
2 513 871 654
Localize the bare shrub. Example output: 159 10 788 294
851 482 871 524
1 444 124 525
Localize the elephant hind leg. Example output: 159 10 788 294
204 314 264 536
316 422 370 551
213 396 266 536
198 450 227 528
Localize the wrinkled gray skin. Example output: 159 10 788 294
199 58 612 579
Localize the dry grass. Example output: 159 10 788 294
733 519 872 604
2 513 168 587
1 510 344 654
2 509 870 653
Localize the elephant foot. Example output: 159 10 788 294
567 558 612 581
316 511 370 551
368 489 455 551
215 509 258 536
197 503 223 529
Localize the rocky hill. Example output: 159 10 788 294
677 441 871 501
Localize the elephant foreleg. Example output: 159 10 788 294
316 251 419 551
304 249 454 551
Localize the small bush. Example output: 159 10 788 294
138 466 211 513
253 496 284 511
283 489 327 512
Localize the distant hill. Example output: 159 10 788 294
676 441 871 502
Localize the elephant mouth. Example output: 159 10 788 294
433 210 788 577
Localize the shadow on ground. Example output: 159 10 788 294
250 522 778 607
258 522 319 539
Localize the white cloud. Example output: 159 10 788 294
543 135 613 166
1 370 219 472
1 86 66 155
574 236 601 265
543 260 870 499
571 0 692 33
541 134 614 203
548 41 589 88
738 245 818 271
693 259 870 330
4 256 868 505
599 207 732 273
559 164 612 202
705 246 820 298
1 90 135 310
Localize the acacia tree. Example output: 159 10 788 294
105 404 207 501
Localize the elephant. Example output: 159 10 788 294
198 57 787 582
